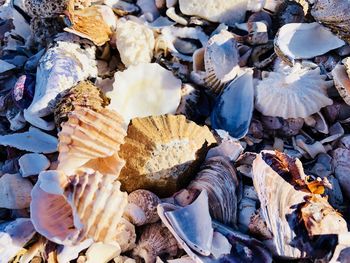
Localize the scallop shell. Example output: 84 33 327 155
118 114 216 196
203 30 239 94
30 168 128 246
332 62 350 105
188 156 239 227
107 63 182 123
132 222 179 263
57 107 127 175
115 19 155 67
54 81 109 129
23 40 98 130
255 64 333 119
124 190 161 226
274 23 344 64
211 70 254 139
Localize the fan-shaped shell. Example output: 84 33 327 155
118 114 216 196
57 107 127 175
255 64 333 119
30 168 128 246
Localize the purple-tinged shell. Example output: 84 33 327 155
11 75 35 110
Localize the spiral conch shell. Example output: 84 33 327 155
57 107 127 175
118 114 216 196
30 168 128 246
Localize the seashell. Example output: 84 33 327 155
0 218 36 263
0 126 58 153
24 40 98 130
53 81 109 129
11 74 35 110
255 64 333 119
332 61 350 105
19 153 50 177
57 107 126 175
206 137 243 161
251 41 276 69
107 63 182 123
166 7 188 26
57 239 94 263
115 19 155 67
188 156 239 227
332 146 350 199
274 23 344 64
64 5 117 46
114 255 136 263
175 84 201 121
118 114 216 196
137 0 160 21
0 60 15 73
235 18 270 45
86 242 121 263
203 30 240 94
211 70 254 139
124 190 160 226
28 17 65 47
275 0 305 27
25 0 70 17
132 222 179 263
30 168 128 246
178 0 248 26
115 217 136 252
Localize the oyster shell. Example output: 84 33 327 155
115 19 155 67
332 60 350 105
118 114 216 196
19 153 50 177
57 107 127 175
274 23 344 64
255 63 333 119
107 63 182 123
211 70 254 139
30 168 128 246
24 39 98 130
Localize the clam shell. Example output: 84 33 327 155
24 40 98 130
30 168 128 246
211 70 254 139
107 63 182 123
57 107 126 175
332 63 350 105
118 114 216 196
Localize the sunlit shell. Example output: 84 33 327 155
85 242 121 263
24 40 98 130
118 114 216 196
30 168 128 246
332 59 350 105
115 19 155 67
54 81 109 129
57 107 127 175
107 63 182 123
274 23 344 64
115 218 136 252
255 64 333 119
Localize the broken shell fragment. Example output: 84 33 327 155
107 63 182 123
274 23 344 64
30 168 128 246
118 114 216 196
255 64 333 119
86 242 121 263
19 153 50 177
115 218 136 252
332 61 350 105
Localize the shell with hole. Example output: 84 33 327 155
274 22 344 65
118 114 216 196
255 63 333 119
30 168 128 246
57 107 127 175
332 58 350 105
23 39 98 130
107 63 182 123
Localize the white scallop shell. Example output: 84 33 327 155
255 64 333 119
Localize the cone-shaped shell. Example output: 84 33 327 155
118 115 216 196
30 168 128 246
57 107 126 175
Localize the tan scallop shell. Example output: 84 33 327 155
332 60 350 105
118 114 216 196
57 107 127 175
30 168 128 246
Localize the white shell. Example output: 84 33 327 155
19 153 50 177
0 219 36 262
332 62 350 105
30 168 128 246
179 0 248 26
0 126 58 153
86 242 121 263
0 174 33 209
275 23 344 63
57 239 94 263
115 19 155 67
255 64 333 118
24 41 98 130
107 63 182 122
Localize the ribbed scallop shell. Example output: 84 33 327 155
57 107 127 175
118 114 216 196
30 168 128 246
255 64 333 119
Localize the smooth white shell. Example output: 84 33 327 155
19 153 50 177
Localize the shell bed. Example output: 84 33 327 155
1 0 350 262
